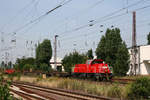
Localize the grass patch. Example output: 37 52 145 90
5 75 149 99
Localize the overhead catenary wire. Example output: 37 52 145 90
58 5 150 50
1 0 150 59
1 0 39 32
0 0 73 59
42 1 150 56
44 0 105 35
3 0 103 43
60 14 150 45
23 0 41 22
6 0 73 35
4 0 145 41
59 0 150 37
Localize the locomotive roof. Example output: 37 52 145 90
93 59 103 62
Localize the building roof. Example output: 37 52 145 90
128 44 150 49
50 57 62 62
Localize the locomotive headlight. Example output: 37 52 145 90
103 66 107 69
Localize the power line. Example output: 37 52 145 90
58 4 150 54
60 17 150 46
1 0 39 32
59 0 150 37
6 0 73 36
46 0 105 35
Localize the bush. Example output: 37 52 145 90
0 75 13 99
128 77 150 99
40 63 51 73
14 57 36 71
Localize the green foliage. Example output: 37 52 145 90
14 57 35 71
36 39 52 68
7 61 12 69
23 64 35 71
0 75 13 100
1 61 5 68
0 61 12 69
128 77 150 99
62 51 87 73
39 63 51 73
114 42 130 76
87 49 94 59
96 28 129 76
147 32 150 45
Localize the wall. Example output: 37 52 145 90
139 45 150 75
128 45 150 75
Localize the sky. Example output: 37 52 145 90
0 0 150 63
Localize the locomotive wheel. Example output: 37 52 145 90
94 74 99 81
99 77 103 81
96 76 99 81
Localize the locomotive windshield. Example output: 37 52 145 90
87 60 92 65
91 59 103 64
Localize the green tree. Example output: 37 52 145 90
1 61 5 68
87 49 94 59
114 42 130 76
40 63 50 73
23 64 35 71
96 28 129 76
8 61 12 69
36 39 52 69
147 32 150 45
62 51 87 73
14 57 35 71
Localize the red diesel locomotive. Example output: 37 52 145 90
73 59 113 81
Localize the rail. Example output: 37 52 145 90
12 81 118 100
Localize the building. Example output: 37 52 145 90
50 57 64 72
128 45 150 75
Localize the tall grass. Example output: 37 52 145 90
56 78 127 98
10 75 132 99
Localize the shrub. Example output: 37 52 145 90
40 63 51 73
128 77 150 99
23 64 32 71
0 75 13 99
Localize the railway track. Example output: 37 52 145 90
70 77 133 85
111 78 135 84
12 81 118 100
112 78 135 82
10 87 49 100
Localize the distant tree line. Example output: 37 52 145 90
0 61 13 69
13 39 52 73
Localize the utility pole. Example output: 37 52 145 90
130 11 137 76
54 35 58 70
1 32 4 64
5 52 9 67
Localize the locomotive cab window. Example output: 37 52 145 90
86 60 92 65
91 60 103 64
